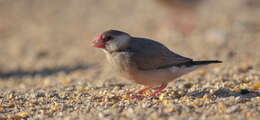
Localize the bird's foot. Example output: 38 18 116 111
150 83 168 96
126 86 153 100
136 86 153 94
126 83 168 99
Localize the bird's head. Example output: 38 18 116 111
92 30 131 52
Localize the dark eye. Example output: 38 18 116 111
104 36 113 42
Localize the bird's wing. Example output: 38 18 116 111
128 38 192 70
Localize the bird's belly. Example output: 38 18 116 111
109 56 167 86
112 61 193 86
131 69 177 86
128 65 200 86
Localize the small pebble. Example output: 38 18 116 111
238 89 250 94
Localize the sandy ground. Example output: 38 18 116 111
0 0 260 119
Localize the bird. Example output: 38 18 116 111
92 30 221 97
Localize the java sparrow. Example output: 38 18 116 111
92 30 221 96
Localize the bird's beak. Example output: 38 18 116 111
92 34 105 48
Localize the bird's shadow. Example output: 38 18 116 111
0 64 91 79
187 88 260 99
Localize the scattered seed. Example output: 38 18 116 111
252 82 260 90
168 107 174 112
232 87 240 92
219 103 224 111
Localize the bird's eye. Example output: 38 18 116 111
104 36 113 42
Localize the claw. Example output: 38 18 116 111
136 86 153 94
150 83 168 96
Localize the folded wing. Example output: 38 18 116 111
129 38 192 70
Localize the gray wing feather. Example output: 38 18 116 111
129 38 192 70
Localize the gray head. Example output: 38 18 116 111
92 30 131 52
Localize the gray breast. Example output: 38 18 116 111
109 52 137 80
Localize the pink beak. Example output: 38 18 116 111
92 34 105 48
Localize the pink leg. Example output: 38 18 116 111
129 86 153 100
150 83 168 96
136 86 153 94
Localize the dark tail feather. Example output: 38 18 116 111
191 60 222 66
176 60 222 67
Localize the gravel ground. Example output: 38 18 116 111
0 0 260 120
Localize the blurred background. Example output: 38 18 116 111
0 0 260 88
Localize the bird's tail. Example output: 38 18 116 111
176 60 222 67
169 60 222 77
191 60 222 66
